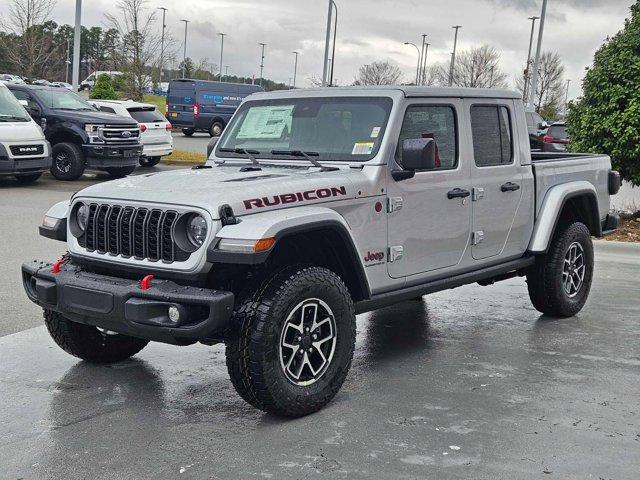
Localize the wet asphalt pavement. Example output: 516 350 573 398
1 170 639 479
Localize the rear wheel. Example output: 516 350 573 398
44 309 148 363
225 266 356 417
139 156 161 167
182 128 195 136
50 142 85 181
105 165 136 178
526 222 594 317
209 121 224 137
14 172 42 184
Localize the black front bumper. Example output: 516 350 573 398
83 144 142 169
0 155 51 175
22 261 234 345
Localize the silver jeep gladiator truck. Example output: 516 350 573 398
22 87 621 417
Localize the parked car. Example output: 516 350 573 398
7 84 142 180
24 86 620 417
32 79 51 86
89 99 173 167
0 82 50 184
51 82 74 90
167 79 263 137
0 74 26 85
525 110 548 151
542 121 569 152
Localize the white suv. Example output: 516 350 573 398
89 99 173 167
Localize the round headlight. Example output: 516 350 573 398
76 203 89 232
186 214 207 247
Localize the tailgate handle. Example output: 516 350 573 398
501 182 520 192
447 188 471 199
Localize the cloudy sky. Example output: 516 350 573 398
1 0 634 97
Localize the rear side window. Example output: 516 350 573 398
98 106 116 114
396 105 458 170
470 105 513 167
128 108 166 123
547 124 567 139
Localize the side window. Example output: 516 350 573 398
396 105 457 170
470 105 513 167
99 106 116 114
11 90 38 109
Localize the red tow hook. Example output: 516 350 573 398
140 274 154 290
52 257 68 274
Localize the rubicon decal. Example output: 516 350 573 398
243 186 347 210
364 251 385 264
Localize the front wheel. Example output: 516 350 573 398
139 156 161 167
182 128 195 136
526 222 594 317
225 266 356 417
44 310 148 363
105 165 136 178
50 142 85 180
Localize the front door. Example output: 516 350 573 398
387 101 471 279
466 100 524 260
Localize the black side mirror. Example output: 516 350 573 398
206 137 219 158
26 105 41 119
401 138 436 171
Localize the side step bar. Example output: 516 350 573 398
354 257 535 315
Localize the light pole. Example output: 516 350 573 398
421 42 430 85
258 42 266 87
181 19 190 78
523 15 539 103
418 34 427 86
404 42 421 85
449 25 462 87
225 65 230 80
65 38 71 84
564 79 571 118
218 32 226 81
71 0 82 91
292 51 299 88
158 7 167 85
321 0 338 86
329 0 338 86
528 0 547 111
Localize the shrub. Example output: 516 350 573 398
89 74 118 100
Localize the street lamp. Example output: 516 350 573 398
181 19 190 79
523 15 539 102
225 65 230 80
292 51 299 88
449 25 462 87
321 0 338 86
218 33 226 82
564 79 571 118
158 7 167 85
71 0 82 91
329 0 338 86
419 34 427 86
258 42 266 87
528 0 547 110
421 42 430 86
65 38 71 84
404 42 421 85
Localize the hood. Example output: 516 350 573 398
0 120 44 142
74 164 371 218
54 109 137 126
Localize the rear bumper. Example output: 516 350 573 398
82 144 142 169
22 261 234 345
142 143 173 157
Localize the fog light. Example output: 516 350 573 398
168 305 181 323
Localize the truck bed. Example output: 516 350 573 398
531 152 612 223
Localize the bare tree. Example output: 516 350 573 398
448 45 508 88
105 0 162 99
517 51 565 118
0 0 60 78
353 61 403 86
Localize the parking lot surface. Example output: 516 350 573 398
1 172 639 479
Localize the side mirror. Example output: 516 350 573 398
206 136 219 158
401 138 436 171
26 105 41 118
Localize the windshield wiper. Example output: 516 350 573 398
270 150 338 172
218 147 262 170
0 115 28 122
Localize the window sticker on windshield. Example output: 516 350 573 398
237 105 294 139
370 127 381 138
352 142 375 155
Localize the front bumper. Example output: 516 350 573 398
22 261 234 345
82 144 143 169
0 155 51 175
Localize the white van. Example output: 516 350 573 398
80 71 123 91
0 83 51 184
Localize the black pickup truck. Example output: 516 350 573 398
7 85 142 180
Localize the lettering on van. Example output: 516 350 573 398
243 186 348 210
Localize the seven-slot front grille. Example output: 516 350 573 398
79 203 186 263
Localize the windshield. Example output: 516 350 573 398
0 86 30 122
217 96 393 162
33 88 95 111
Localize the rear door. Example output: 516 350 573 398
467 100 524 261
167 80 196 126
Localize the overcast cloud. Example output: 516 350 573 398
0 0 633 97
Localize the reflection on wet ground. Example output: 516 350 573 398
1 242 639 479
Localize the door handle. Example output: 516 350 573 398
447 188 471 199
501 182 520 192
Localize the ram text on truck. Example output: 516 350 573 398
22 87 620 417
